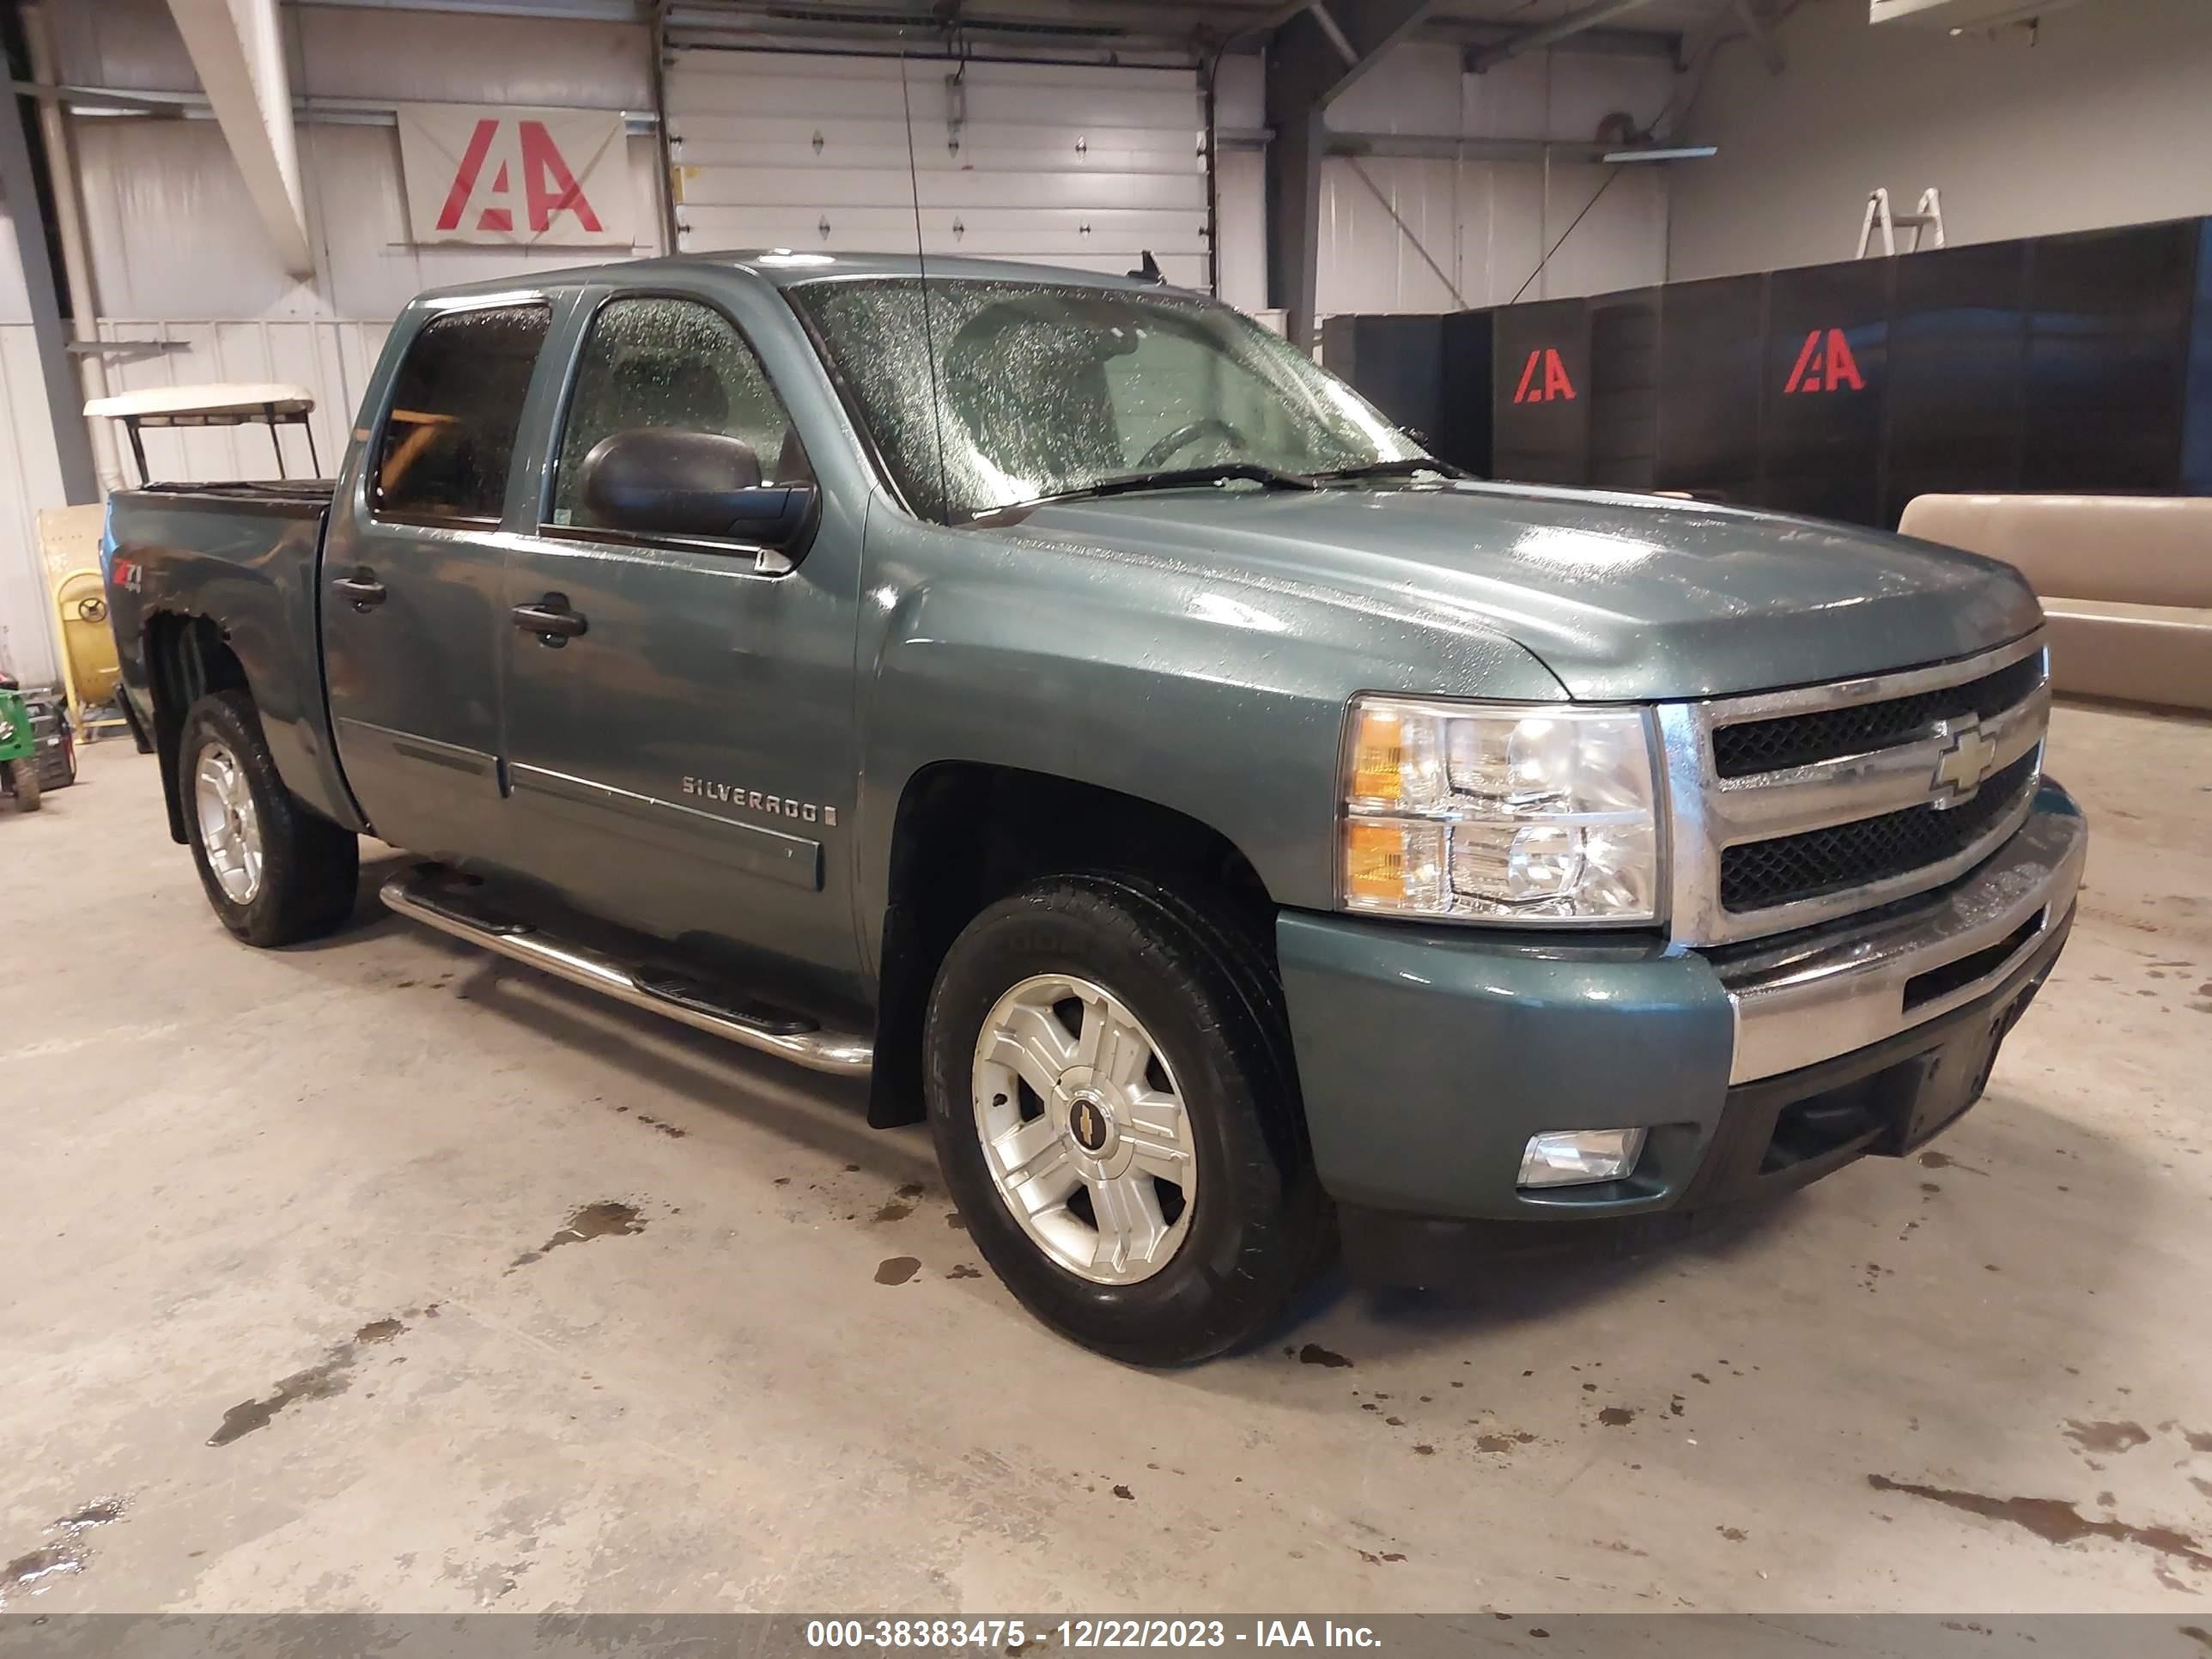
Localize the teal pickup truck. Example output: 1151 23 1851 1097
104 252 2083 1364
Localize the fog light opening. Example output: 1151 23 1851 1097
1517 1127 1648 1189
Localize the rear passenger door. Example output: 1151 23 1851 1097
496 289 865 995
323 296 554 866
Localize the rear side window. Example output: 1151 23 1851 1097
373 301 550 523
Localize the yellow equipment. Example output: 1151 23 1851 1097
36 504 126 739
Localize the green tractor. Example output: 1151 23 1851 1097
1 677 48 812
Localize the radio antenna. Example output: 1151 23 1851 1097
899 48 949 517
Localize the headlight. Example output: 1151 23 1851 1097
1340 696 1662 923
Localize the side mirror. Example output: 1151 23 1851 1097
576 428 816 550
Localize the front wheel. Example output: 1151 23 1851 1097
181 690 359 946
924 875 1328 1365
5 757 38 811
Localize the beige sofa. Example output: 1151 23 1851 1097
1897 494 2212 713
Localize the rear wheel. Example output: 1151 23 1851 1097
181 691 358 945
924 874 1328 1366
5 757 38 811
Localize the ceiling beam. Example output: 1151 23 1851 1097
1731 0 1788 73
1266 0 1437 348
1425 19 1681 64
1466 0 1664 72
164 0 313 276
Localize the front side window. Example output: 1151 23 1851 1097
549 296 809 532
373 301 550 523
792 277 1424 522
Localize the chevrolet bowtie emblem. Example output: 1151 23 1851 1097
1929 718 1999 808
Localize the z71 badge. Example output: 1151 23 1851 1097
681 776 836 827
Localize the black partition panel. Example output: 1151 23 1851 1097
1320 313 1446 451
1492 299 1591 485
2025 220 2197 495
1882 240 2031 523
1434 309 1494 476
1655 274 1763 507
2187 218 2212 495
1322 213 2207 528
1588 289 1660 491
1763 259 1891 525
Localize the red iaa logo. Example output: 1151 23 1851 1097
1510 348 1577 404
1783 329 1866 395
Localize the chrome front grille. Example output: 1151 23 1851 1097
1658 634 2051 946
1710 653 2045 780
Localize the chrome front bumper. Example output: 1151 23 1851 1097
1712 780 2086 1085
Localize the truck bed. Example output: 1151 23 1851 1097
122 479 335 513
106 477 362 842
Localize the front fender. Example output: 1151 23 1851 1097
850 514 1566 962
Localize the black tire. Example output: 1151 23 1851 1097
924 874 1329 1366
180 690 358 946
6 757 38 811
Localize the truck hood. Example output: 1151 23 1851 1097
1009 480 2042 701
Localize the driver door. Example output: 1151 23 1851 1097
497 289 863 989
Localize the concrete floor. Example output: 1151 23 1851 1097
2 702 2209 1616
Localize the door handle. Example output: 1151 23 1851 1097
331 574 386 611
512 595 587 645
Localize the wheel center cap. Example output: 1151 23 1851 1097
1067 1091 1115 1155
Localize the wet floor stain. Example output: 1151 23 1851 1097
1355 1549 1407 1565
1917 1150 1988 1176
1717 1527 1748 1543
0 1498 129 1608
208 1318 414 1447
1597 1407 1637 1427
1868 1474 2212 1570
947 1264 983 1280
1475 1432 1538 1454
1297 1343 1353 1369
871 1183 928 1224
2178 1627 2211 1655
635 1114 687 1139
874 1256 921 1285
508 1200 646 1271
2185 1428 2212 1453
944 1210 966 1230
1112 1484 1134 1500
2 1546 85 1605
2065 1419 2151 1455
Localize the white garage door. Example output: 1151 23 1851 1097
665 50 1211 289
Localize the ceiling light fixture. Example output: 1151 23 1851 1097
1601 145 1720 163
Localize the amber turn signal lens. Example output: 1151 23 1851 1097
1349 709 1404 803
1344 821 1409 902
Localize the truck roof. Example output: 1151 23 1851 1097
413 250 1183 307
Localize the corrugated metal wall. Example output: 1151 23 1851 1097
1213 46 1674 318
0 323 69 686
0 164 68 685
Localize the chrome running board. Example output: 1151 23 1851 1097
379 866 874 1076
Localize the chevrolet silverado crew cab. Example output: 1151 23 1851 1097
104 252 2083 1365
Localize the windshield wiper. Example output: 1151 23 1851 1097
1023 463 1322 508
1311 457 1468 483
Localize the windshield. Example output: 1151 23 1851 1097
792 276 1428 522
